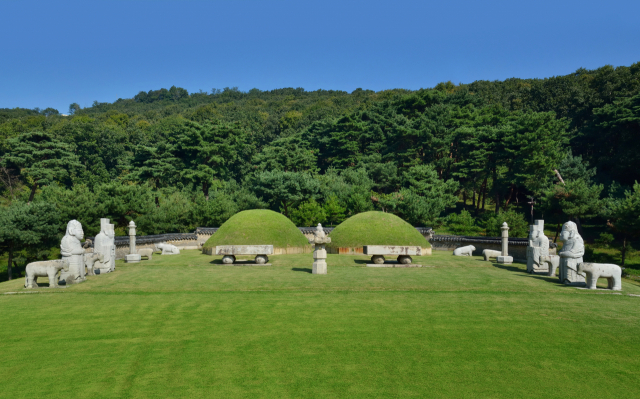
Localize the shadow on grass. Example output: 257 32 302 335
492 262 565 285
209 259 225 265
353 259 369 265
492 263 522 273
292 268 312 273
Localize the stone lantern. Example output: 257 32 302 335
124 221 141 263
308 223 331 274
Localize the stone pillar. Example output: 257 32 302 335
125 221 141 263
497 222 513 264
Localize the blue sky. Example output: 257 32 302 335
1 0 639 114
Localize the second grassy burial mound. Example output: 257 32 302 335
328 211 429 249
203 209 309 251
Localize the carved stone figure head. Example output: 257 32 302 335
559 221 578 242
65 220 84 241
106 224 115 239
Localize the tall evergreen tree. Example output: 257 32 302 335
3 131 83 202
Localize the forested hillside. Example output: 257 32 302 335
1 62 640 274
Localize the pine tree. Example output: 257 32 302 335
3 131 83 202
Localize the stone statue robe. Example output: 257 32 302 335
559 235 586 284
93 231 113 273
108 229 116 271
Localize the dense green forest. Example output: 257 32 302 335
2 62 640 276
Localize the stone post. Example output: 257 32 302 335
497 222 513 264
125 221 141 263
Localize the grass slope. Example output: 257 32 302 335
1 252 640 398
329 211 430 248
203 209 308 249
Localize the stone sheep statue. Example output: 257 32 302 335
577 262 622 290
453 245 476 256
155 243 180 255
24 260 66 289
482 249 501 261
137 248 153 260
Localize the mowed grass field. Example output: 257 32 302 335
1 251 640 398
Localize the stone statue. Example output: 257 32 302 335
453 245 475 256
84 253 100 276
59 220 86 285
526 220 550 273
558 221 586 285
156 243 180 255
24 260 66 288
308 223 331 274
93 218 114 274
577 262 622 290
482 249 501 261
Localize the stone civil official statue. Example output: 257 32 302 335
526 224 549 273
93 221 115 274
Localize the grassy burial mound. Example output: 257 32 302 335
203 209 309 254
328 211 430 250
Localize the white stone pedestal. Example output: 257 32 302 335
313 261 327 274
312 246 328 275
125 254 141 263
497 256 513 264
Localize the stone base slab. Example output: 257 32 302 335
222 261 272 266
497 256 513 264
125 254 141 263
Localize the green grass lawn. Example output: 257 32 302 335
1 251 640 398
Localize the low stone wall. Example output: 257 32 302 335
298 227 434 241
88 232 201 260
195 227 218 248
116 240 200 259
430 235 557 262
